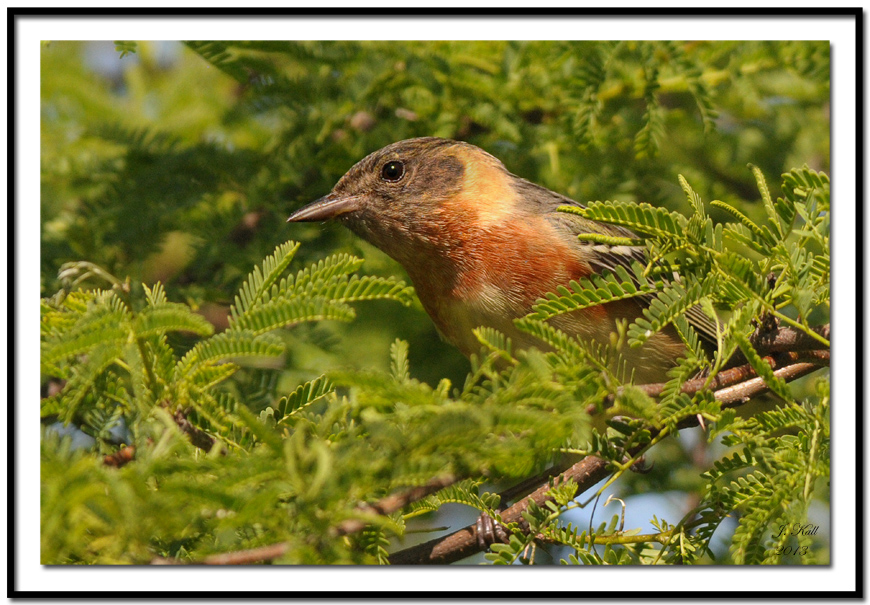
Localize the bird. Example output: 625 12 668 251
287 137 716 384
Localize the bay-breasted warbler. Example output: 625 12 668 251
287 137 716 383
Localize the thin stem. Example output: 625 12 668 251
593 530 673 546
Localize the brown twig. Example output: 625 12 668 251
153 542 291 566
333 475 458 537
715 323 830 370
594 348 829 411
709 361 821 408
103 445 136 468
171 406 220 453
751 323 830 354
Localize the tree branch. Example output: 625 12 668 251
722 323 830 367
593 348 828 411
751 323 829 354
332 475 458 538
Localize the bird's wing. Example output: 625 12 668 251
514 177 720 350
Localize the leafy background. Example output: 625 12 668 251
40 40 830 565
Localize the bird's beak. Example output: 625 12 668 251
287 192 362 223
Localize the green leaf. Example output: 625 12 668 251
712 200 776 250
562 201 688 239
114 41 138 58
133 303 215 338
231 296 356 335
529 262 657 321
180 330 285 372
389 340 411 383
276 375 334 423
628 275 716 348
231 241 301 322
41 295 129 368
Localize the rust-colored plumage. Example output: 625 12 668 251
288 137 712 382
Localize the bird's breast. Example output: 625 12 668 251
405 216 598 357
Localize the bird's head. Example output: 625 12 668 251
287 137 519 266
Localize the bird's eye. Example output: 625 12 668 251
381 160 405 182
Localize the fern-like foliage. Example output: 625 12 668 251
228 244 413 336
692 383 830 564
564 41 719 155
41 283 214 425
40 242 413 450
